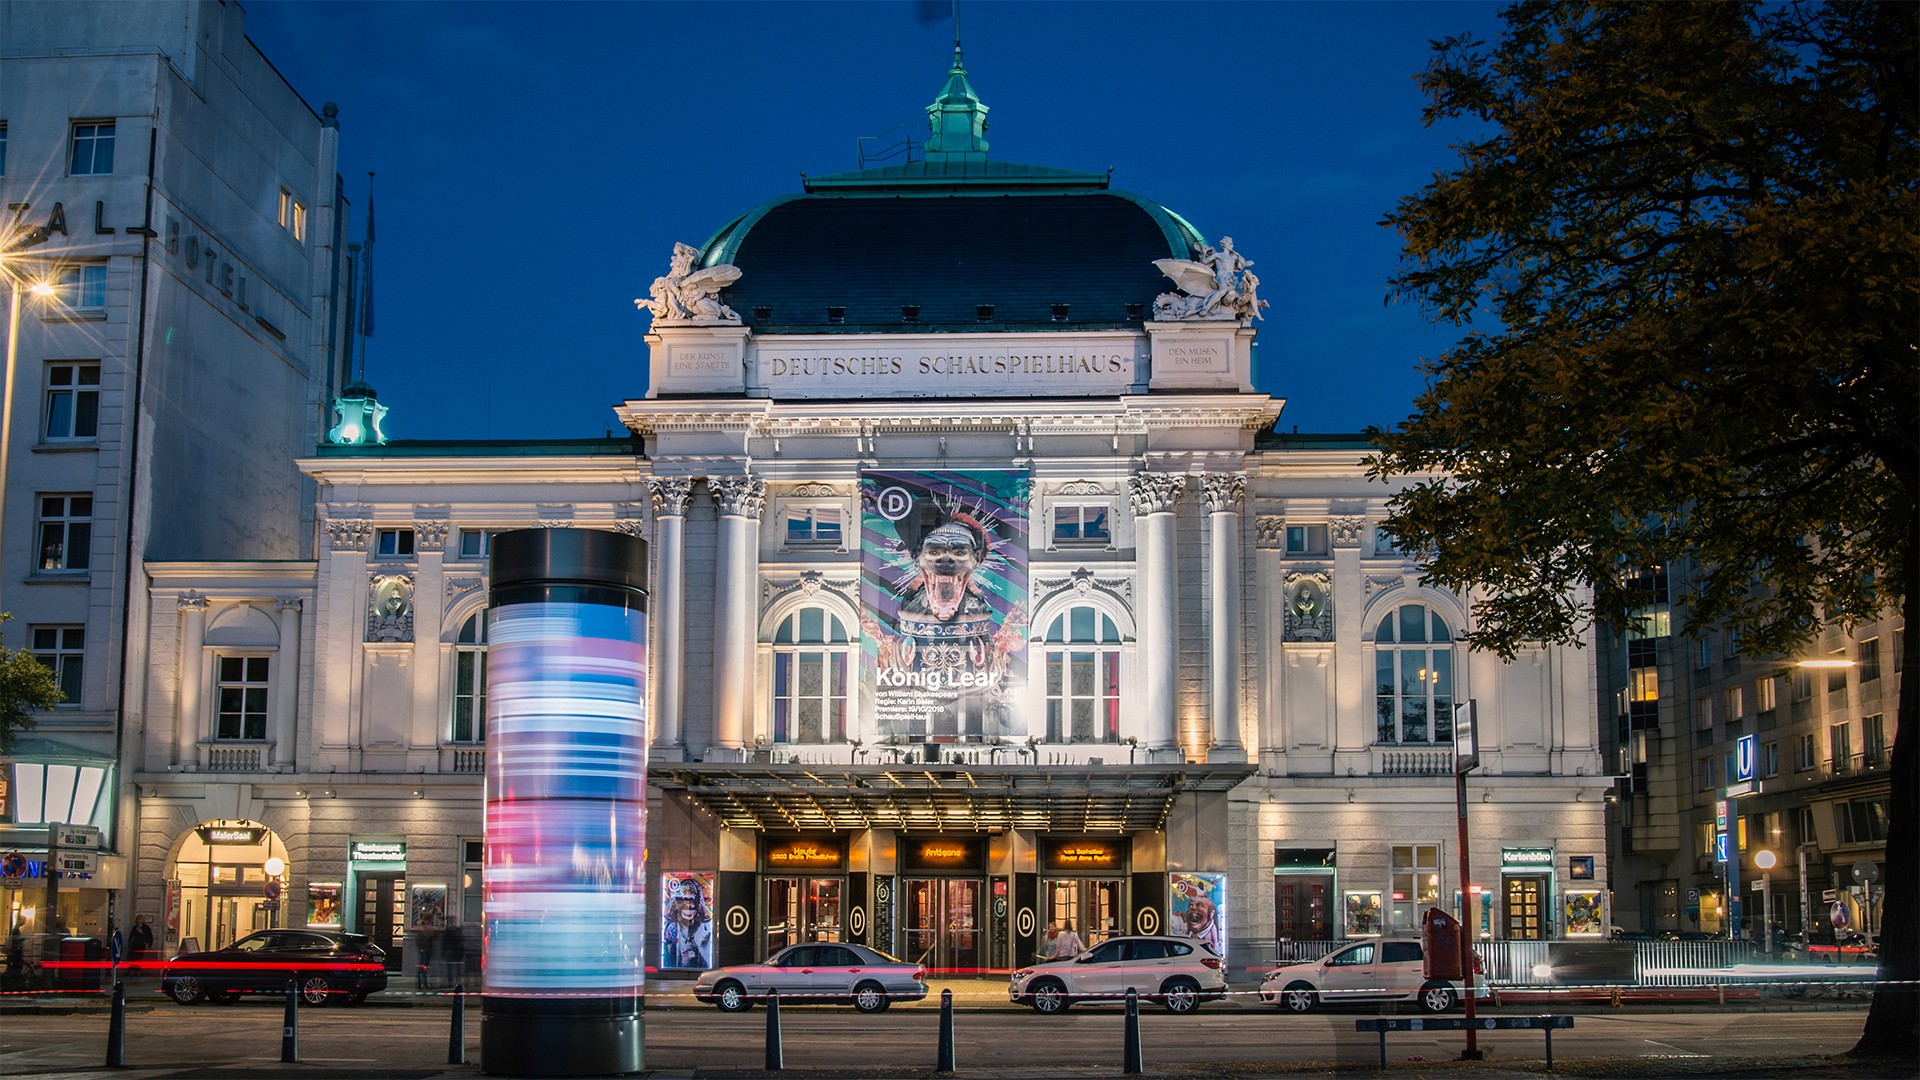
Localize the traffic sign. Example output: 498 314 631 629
1831 901 1850 929
1686 888 1700 904
54 851 98 875
1713 833 1730 863
56 824 102 849
1852 860 1879 884
0 852 24 878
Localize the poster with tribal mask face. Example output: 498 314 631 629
861 469 1028 745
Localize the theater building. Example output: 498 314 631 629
126 52 1608 977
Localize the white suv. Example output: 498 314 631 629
1009 935 1228 1014
1259 936 1483 1013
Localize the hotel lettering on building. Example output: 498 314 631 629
118 52 1609 976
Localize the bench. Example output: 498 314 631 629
1355 1014 1574 1070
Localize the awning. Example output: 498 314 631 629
650 763 1256 834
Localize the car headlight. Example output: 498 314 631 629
1011 969 1031 981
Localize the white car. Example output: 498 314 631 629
1259 937 1483 1013
1009 935 1228 1014
692 943 927 1013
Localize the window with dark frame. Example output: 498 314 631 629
1374 604 1455 745
55 265 107 310
44 361 100 440
1052 504 1111 546
70 120 115 175
376 527 415 558
30 625 85 705
784 506 843 547
215 656 270 740
36 493 92 572
452 610 488 743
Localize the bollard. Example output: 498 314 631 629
448 984 466 1064
765 989 783 1071
281 979 300 1063
104 980 127 1067
1609 984 1623 1009
936 987 955 1072
1123 986 1143 1074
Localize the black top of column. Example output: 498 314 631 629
490 528 648 593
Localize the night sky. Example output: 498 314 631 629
239 0 1505 441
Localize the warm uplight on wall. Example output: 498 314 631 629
1795 659 1855 668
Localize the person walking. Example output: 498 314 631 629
128 915 155 965
1041 922 1086 962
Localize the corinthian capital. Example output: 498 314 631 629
1200 473 1247 513
648 476 695 517
1128 473 1186 516
709 475 767 519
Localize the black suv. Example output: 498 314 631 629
163 929 388 1006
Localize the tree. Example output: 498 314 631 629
0 614 62 753
1369 1 1916 1058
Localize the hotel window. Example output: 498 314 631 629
784 506 843 548
36 494 92 572
55 265 108 311
44 361 100 440
1828 723 1851 770
31 625 85 705
1755 676 1777 714
1792 668 1814 701
1052 504 1111 546
1043 605 1122 743
276 189 308 241
1389 845 1440 931
1696 638 1711 670
375 527 415 559
771 606 850 744
1286 523 1328 555
1858 638 1880 683
451 610 488 743
1794 806 1816 846
1864 714 1886 767
70 120 115 175
1796 733 1816 771
1723 686 1743 724
215 656 270 740
1374 604 1454 745
456 528 495 561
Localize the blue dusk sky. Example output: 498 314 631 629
240 0 1506 441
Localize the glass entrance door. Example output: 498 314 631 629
356 872 407 969
1043 878 1122 946
1504 875 1546 940
765 877 844 957
1276 873 1335 944
903 879 981 972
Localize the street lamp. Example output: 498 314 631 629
1754 849 1778 954
1 225 54 608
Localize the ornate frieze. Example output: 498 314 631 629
710 476 768 518
1200 473 1246 513
1054 480 1110 496
367 574 415 642
325 518 372 551
1254 516 1286 548
1127 473 1186 516
1365 575 1405 599
413 520 450 553
1282 571 1334 642
761 571 858 611
786 482 844 499
445 577 483 599
1033 567 1133 612
648 477 694 517
1330 516 1368 548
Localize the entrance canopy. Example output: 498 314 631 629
652 764 1255 834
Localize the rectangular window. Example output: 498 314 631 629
1285 523 1329 555
36 494 92 572
1834 798 1890 846
1827 648 1849 698
1052 504 1111 546
278 189 292 228
215 656 270 740
1696 638 1711 670
1700 756 1715 789
462 839 484 926
784 506 843 547
1864 714 1886 767
456 528 494 560
1371 526 1402 557
70 120 115 175
1756 676 1777 714
44 361 100 440
375 528 415 558
1388 845 1440 932
1723 686 1743 724
292 200 307 242
1793 669 1814 702
1796 733 1816 771
1829 723 1851 772
1763 741 1779 778
1858 638 1880 683
453 647 486 743
30 625 84 705
1794 806 1817 847
1694 695 1713 729
56 265 108 310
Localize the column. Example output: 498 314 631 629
272 598 302 768
708 475 765 760
648 477 692 759
1129 473 1186 759
1202 474 1246 761
176 592 209 769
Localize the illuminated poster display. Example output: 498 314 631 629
1169 872 1227 955
482 529 649 1077
860 469 1028 741
660 873 715 970
1564 890 1604 936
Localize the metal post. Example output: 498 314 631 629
1122 987 1143 1074
448 984 466 1064
104 979 126 1067
1761 873 1774 955
44 822 60 990
1545 1025 1555 1071
281 979 300 1063
1797 845 1812 934
764 989 783 1071
936 987 955 1072
1456 771 1482 1060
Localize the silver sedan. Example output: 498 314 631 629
692 943 927 1013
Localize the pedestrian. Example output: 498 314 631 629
1041 921 1086 962
415 928 437 990
129 915 155 965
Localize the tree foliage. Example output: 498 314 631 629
1368 1 1916 1058
0 614 62 754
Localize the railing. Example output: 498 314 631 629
450 747 485 773
1272 939 1764 987
1628 939 1761 985
206 745 263 771
1372 746 1452 776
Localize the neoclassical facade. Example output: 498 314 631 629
125 53 1607 979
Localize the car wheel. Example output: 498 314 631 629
1419 981 1457 1013
299 974 334 1006
714 980 753 1012
852 981 890 1013
1159 978 1202 1014
1029 978 1070 1015
166 977 204 1005
1281 981 1317 1014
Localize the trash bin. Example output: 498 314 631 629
56 936 104 991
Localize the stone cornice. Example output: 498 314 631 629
618 394 1281 436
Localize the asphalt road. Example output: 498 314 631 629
0 997 1882 1079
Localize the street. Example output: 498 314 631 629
0 996 1882 1078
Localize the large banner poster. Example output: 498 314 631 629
860 469 1028 743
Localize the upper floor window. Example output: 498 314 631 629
771 606 850 744
1696 638 1711 670
44 361 100 440
1826 647 1849 698
1796 733 1816 771
1834 797 1889 845
1043 605 1122 743
1286 523 1329 555
36 494 92 572
31 625 84 705
376 528 415 559
215 656 269 740
1052 505 1111 546
70 120 115 175
452 610 487 743
55 265 108 311
1829 723 1851 770
1374 604 1454 745
456 528 495 561
1864 714 1887 767
1755 676 1777 714
1762 741 1779 778
1722 686 1743 724
1371 526 1403 557
784 506 843 548
1858 638 1880 683
277 189 308 241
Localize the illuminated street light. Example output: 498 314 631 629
1754 849 1778 954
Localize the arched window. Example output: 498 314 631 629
452 610 487 743
1374 604 1455 745
1044 606 1122 743
772 606 850 744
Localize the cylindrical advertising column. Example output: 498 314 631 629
482 529 648 1076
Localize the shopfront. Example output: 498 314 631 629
1039 836 1128 948
1500 846 1556 940
346 838 407 968
1 738 120 953
165 822 290 953
760 836 846 955
899 835 987 972
1273 847 1335 945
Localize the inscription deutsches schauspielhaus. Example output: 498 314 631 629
750 338 1143 397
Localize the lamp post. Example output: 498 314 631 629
1 225 54 608
1754 849 1777 954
